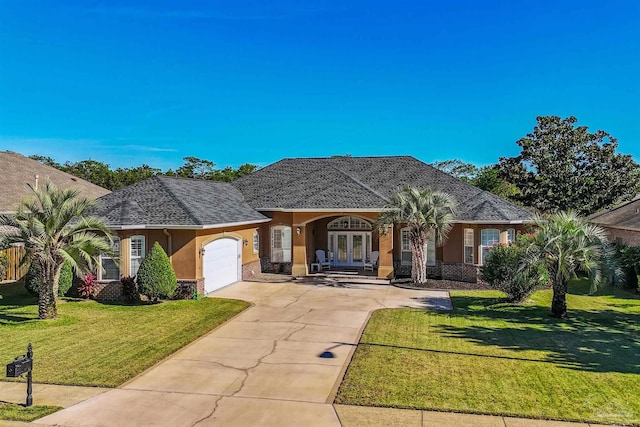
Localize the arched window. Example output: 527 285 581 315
327 216 372 230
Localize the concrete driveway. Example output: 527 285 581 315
38 281 451 427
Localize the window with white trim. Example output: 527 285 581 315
271 226 291 262
99 237 120 280
130 235 145 277
507 228 516 244
327 216 372 230
253 232 259 254
480 229 500 265
401 228 435 266
464 228 474 264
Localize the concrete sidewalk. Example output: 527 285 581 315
0 382 107 409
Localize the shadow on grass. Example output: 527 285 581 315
0 282 38 324
432 290 640 374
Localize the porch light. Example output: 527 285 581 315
296 227 301 235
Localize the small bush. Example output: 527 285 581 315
136 242 177 301
78 274 98 299
58 261 73 297
612 243 640 291
481 241 548 303
25 261 44 296
0 254 9 280
121 276 139 302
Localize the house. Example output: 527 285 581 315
93 156 533 295
589 195 640 246
0 151 111 281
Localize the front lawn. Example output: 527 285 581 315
0 281 249 387
0 402 62 422
336 279 640 425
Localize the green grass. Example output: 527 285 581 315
0 281 250 387
0 402 62 422
336 279 640 425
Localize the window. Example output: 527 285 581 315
507 228 516 244
464 228 474 264
327 216 372 230
480 229 500 265
253 232 259 254
130 235 145 276
271 226 291 262
99 237 120 280
401 228 435 266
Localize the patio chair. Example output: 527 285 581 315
315 249 331 270
363 251 379 271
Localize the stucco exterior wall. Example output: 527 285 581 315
603 227 640 247
195 225 262 280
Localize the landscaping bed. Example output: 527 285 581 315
392 278 491 290
336 279 640 425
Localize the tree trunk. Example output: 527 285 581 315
551 274 568 318
38 261 62 320
411 231 428 285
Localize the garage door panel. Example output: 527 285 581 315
203 238 241 294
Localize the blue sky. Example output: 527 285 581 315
1 0 638 171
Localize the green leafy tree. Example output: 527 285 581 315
473 166 521 200
114 164 161 189
63 160 117 190
29 155 63 169
376 186 456 284
526 211 609 318
136 242 177 301
0 181 113 319
431 159 479 182
498 116 640 215
175 156 216 179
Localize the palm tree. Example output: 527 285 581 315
376 186 457 284
0 181 113 319
528 211 609 318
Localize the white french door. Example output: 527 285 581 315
328 232 371 267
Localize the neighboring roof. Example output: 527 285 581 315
589 195 640 231
233 156 533 223
0 151 111 212
92 176 270 229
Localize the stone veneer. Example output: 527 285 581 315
260 256 292 274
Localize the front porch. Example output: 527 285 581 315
290 214 394 279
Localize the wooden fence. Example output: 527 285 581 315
1 246 28 281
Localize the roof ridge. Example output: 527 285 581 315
326 162 391 204
154 176 203 225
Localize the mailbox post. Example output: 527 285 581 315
6 343 33 406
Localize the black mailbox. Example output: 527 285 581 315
6 357 32 378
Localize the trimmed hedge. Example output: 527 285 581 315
58 261 73 296
136 242 177 300
25 261 74 297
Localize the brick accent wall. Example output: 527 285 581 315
260 256 292 274
242 260 262 280
604 227 640 247
393 261 479 283
94 280 122 301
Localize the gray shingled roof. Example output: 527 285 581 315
590 196 640 231
233 156 533 222
1 151 110 213
92 176 269 228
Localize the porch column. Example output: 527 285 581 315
378 224 394 278
291 225 308 276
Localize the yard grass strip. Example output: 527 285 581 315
0 281 250 387
336 279 640 425
0 402 62 422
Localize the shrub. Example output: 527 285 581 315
78 274 97 299
136 242 177 301
58 261 73 297
25 261 44 296
481 239 548 303
611 243 639 291
121 276 139 302
0 254 9 280
172 283 195 300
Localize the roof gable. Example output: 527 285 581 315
0 151 111 212
92 176 269 228
233 156 532 222
590 196 640 231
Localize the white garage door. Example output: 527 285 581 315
203 238 241 294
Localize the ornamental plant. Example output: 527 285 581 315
58 261 74 297
481 234 548 303
136 242 177 301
